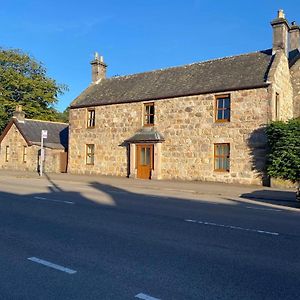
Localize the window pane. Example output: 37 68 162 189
217 99 223 109
149 105 154 115
215 158 220 169
223 144 229 155
224 98 230 109
144 103 154 125
145 148 150 165
225 157 230 170
149 115 154 124
224 108 230 120
141 148 145 164
217 110 223 120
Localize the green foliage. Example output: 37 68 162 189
266 119 300 183
55 107 70 123
0 48 68 132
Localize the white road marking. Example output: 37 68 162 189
185 219 279 236
135 293 161 300
246 206 281 212
34 196 74 205
27 257 77 274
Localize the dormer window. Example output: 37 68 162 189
87 109 95 128
144 103 154 126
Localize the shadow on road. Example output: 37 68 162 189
240 189 299 209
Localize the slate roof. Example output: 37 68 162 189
14 119 68 149
126 127 165 143
71 49 273 108
289 49 300 67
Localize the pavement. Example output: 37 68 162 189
0 169 298 209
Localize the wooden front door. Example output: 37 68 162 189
60 152 68 173
137 144 153 179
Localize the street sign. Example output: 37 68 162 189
40 130 48 176
42 130 48 139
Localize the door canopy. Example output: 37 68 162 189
126 127 165 143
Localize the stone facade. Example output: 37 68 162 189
68 11 299 186
267 50 294 120
290 59 300 118
0 123 65 173
69 87 272 184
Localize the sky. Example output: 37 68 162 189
1 0 300 112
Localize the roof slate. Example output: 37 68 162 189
71 49 273 108
15 119 68 149
126 127 165 143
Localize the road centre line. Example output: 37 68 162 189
27 257 77 274
34 196 74 205
246 206 281 212
185 219 279 236
135 293 161 300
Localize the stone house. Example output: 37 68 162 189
68 10 300 185
0 106 69 173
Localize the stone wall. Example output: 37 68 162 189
69 103 141 176
267 50 294 120
290 58 300 118
0 123 64 173
69 87 270 184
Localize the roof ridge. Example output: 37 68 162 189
23 118 68 125
102 49 272 81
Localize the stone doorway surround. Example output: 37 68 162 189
125 127 164 180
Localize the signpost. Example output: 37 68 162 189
40 130 48 176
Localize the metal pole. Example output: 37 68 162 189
40 132 43 176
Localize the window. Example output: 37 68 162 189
214 143 230 172
275 92 280 120
215 95 230 122
144 103 154 126
87 109 95 128
23 146 27 163
5 146 9 162
86 144 95 165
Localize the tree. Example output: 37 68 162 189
0 48 68 132
266 119 300 200
56 106 70 123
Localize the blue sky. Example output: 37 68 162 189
1 0 300 112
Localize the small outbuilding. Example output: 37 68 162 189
0 106 69 173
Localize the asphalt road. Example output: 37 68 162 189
0 175 299 300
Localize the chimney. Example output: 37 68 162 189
271 9 290 55
90 52 107 83
13 105 25 122
289 21 300 52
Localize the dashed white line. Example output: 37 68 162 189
135 293 161 300
185 219 279 236
33 196 74 205
246 206 281 212
27 257 77 274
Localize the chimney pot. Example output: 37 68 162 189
90 52 107 83
289 21 300 52
271 10 290 55
278 9 285 19
13 105 25 122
